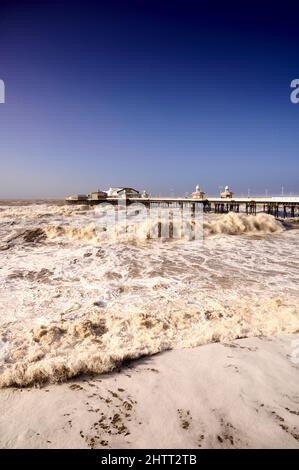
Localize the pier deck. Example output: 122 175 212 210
66 196 299 218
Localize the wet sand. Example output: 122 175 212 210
0 333 298 449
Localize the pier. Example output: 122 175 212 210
66 195 299 219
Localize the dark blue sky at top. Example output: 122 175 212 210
0 0 298 198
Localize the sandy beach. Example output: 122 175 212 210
1 333 298 449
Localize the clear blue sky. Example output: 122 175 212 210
0 0 298 198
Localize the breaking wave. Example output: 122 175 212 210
45 224 98 242
203 213 283 236
43 213 284 244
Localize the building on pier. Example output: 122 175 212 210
107 187 141 198
220 185 233 198
192 184 205 199
65 194 88 202
88 189 107 200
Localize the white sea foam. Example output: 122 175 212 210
0 203 298 387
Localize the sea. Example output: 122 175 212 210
0 200 298 387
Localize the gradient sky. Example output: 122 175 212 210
0 0 298 198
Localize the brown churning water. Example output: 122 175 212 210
0 202 298 387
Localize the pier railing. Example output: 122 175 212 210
66 196 299 219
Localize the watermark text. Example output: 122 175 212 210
290 79 299 104
0 79 5 103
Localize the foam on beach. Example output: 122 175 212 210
1 293 299 387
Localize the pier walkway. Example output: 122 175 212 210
66 196 299 218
